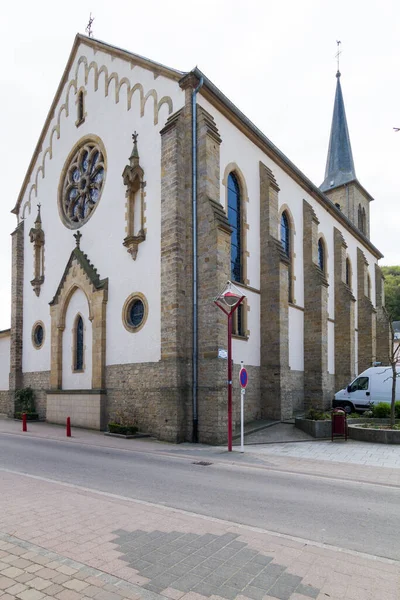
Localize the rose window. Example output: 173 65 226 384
59 138 106 228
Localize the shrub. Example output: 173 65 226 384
372 402 390 418
108 422 138 436
306 408 330 421
14 387 36 415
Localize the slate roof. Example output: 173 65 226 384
320 71 357 192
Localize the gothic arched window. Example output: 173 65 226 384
75 315 84 371
281 212 290 257
346 257 352 288
227 173 242 283
318 238 325 272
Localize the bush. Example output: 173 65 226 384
108 422 138 436
372 403 391 418
14 387 36 416
306 408 330 421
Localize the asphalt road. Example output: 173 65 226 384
0 434 399 561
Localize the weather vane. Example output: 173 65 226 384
335 40 342 73
86 13 94 38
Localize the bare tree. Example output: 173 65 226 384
388 321 400 427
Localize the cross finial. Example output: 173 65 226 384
74 230 82 249
129 131 139 165
85 13 94 38
335 40 342 76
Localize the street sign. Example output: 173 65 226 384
239 368 248 388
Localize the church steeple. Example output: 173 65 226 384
320 70 356 192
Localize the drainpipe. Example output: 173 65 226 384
192 75 204 444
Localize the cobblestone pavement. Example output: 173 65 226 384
0 469 399 600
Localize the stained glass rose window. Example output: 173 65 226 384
59 138 106 228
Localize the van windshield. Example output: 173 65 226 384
348 376 369 393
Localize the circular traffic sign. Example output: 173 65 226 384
239 368 248 388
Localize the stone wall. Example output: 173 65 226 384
357 248 376 372
21 371 50 419
0 391 9 414
334 228 356 391
375 264 391 365
303 200 331 410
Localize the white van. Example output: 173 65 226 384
333 366 400 413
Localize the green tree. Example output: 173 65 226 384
381 266 400 321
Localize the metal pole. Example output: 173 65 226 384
240 360 244 453
227 312 233 451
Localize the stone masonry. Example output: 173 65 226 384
9 221 24 416
303 200 330 410
334 227 356 391
259 162 291 421
357 248 376 373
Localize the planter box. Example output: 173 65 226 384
349 422 400 444
104 432 150 440
295 417 361 438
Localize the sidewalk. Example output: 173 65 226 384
0 468 399 600
0 419 399 599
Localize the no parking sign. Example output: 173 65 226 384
239 367 248 388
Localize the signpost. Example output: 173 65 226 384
239 361 248 453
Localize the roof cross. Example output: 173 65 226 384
74 230 82 249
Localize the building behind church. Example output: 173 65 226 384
0 35 390 443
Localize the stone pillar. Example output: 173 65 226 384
357 248 376 372
9 221 24 414
303 200 329 409
334 228 356 390
196 106 232 444
259 163 291 420
375 264 391 364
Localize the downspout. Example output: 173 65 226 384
192 75 204 443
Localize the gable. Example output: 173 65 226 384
14 34 184 219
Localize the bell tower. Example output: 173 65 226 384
320 62 373 238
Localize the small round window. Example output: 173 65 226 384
122 293 148 333
32 322 45 349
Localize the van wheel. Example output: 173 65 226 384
343 402 354 414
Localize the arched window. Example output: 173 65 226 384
280 211 293 302
75 315 84 371
227 173 242 283
318 238 325 272
346 257 352 288
280 212 290 257
358 204 362 231
362 207 366 234
77 90 84 123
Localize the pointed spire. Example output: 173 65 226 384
129 131 139 167
320 71 356 192
35 203 42 227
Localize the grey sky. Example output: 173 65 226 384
1 0 399 329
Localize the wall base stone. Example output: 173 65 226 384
47 390 106 430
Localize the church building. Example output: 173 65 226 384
0 35 390 443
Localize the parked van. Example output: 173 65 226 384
333 366 400 413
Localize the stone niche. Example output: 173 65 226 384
46 390 107 430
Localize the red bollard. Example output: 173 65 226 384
66 416 71 437
22 412 27 432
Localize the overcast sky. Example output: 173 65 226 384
0 0 399 329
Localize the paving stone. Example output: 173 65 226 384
242 585 267 600
251 554 274 566
229 548 259 566
193 582 222 598
127 559 152 571
262 563 287 578
267 580 298 600
146 572 179 590
17 590 45 600
212 547 242 561
140 563 168 578
159 552 187 567
213 585 240 600
0 565 24 578
55 589 85 600
27 576 52 591
0 575 15 590
181 554 207 568
240 561 265 576
173 574 204 593
41 584 64 596
225 570 255 589
63 578 90 591
16 573 35 584
5 582 27 595
188 564 213 578
295 583 320 598
251 573 280 590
